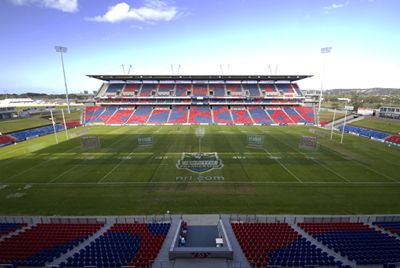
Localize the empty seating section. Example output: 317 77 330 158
259 84 277 95
0 135 15 144
61 223 170 268
188 106 213 124
295 106 315 123
283 107 308 124
267 109 293 124
291 84 303 97
123 84 141 93
192 84 208 96
231 222 339 268
231 107 253 124
85 106 105 124
126 107 152 124
248 107 274 124
106 83 125 96
147 108 170 124
242 84 261 97
226 84 242 96
299 222 400 265
386 135 400 144
91 106 118 124
275 84 294 94
1 223 102 266
107 109 134 124
373 221 400 235
337 125 390 139
168 106 188 124
11 125 64 140
209 84 225 96
157 84 174 95
213 106 233 124
175 84 191 97
0 222 26 238
139 85 157 97
62 121 80 128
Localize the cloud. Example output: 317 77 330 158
323 11 329 14
131 25 144 29
321 3 344 10
9 0 78 12
86 0 178 23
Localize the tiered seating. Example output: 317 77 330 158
91 106 118 124
157 84 174 95
209 84 225 96
226 84 242 97
188 106 213 124
0 135 15 144
338 125 390 139
139 84 157 97
386 135 400 145
291 84 303 97
168 106 188 124
259 84 278 95
230 107 253 124
242 84 261 97
373 221 400 235
1 223 102 266
147 107 170 124
175 84 191 97
231 222 339 268
60 223 170 268
299 222 400 265
85 106 106 124
107 109 135 124
192 84 208 96
266 109 293 124
283 107 309 124
0 222 27 238
212 106 233 124
276 84 295 94
123 84 141 95
62 121 80 128
126 107 152 124
10 125 65 140
295 106 315 123
105 84 124 95
248 106 274 124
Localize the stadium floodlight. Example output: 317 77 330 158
55 46 71 114
318 47 332 113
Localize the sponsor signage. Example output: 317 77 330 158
176 152 223 174
345 106 354 111
137 135 153 147
371 137 385 143
385 141 400 147
309 128 329 138
247 135 264 147
191 253 211 258
70 128 90 138
299 135 318 149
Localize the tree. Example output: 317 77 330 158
331 102 339 109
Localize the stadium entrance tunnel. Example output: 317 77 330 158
169 219 233 260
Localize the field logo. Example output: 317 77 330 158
176 152 224 174
137 135 153 147
196 128 204 139
81 136 100 149
299 135 318 149
248 135 264 147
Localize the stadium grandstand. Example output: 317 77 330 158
82 75 316 126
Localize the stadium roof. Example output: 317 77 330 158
86 74 313 82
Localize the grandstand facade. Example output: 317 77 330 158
83 75 316 126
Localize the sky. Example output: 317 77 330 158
1 0 399 94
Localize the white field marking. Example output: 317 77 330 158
47 127 144 184
4 181 399 185
0 185 8 190
6 193 25 199
98 147 139 184
0 126 127 168
261 128 351 183
355 148 400 167
262 148 302 183
274 127 399 183
1 145 82 183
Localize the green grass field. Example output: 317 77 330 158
0 125 399 216
349 118 400 134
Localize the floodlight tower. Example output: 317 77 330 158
55 46 71 114
318 47 332 112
